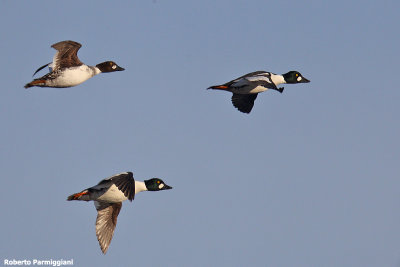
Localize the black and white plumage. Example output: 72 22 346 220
24 40 124 88
208 70 310 113
67 172 172 254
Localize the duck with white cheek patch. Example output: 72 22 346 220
67 172 172 254
24 40 124 88
208 70 310 113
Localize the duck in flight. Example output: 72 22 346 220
24 40 124 89
67 172 172 254
208 70 310 113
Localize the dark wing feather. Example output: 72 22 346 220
51 40 83 69
231 93 258 113
113 172 135 201
98 172 135 201
95 202 122 254
258 79 278 90
32 62 51 76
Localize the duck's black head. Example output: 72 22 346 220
144 178 173 191
283 71 310 84
96 61 125 73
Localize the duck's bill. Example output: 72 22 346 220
300 77 310 83
163 184 173 190
115 66 125 71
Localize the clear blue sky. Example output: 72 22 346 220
1 1 399 266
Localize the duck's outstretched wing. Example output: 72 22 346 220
95 201 122 254
51 40 83 70
231 93 258 114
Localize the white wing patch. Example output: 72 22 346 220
246 75 272 83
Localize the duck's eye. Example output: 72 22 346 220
157 180 161 184
295 73 299 77
109 62 113 66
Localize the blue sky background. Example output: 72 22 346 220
1 1 399 266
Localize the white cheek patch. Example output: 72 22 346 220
297 76 302 82
158 183 165 189
112 65 117 69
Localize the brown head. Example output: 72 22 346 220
96 61 125 73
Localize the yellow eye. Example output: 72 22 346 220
296 73 299 77
157 180 160 184
109 62 113 66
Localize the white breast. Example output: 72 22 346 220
96 184 128 203
48 65 99 87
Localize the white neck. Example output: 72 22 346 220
270 74 286 86
135 181 148 194
93 66 102 75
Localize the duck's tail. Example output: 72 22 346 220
67 190 90 201
207 85 229 91
24 79 46 89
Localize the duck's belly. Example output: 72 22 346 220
231 85 268 94
48 66 95 88
96 185 128 203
